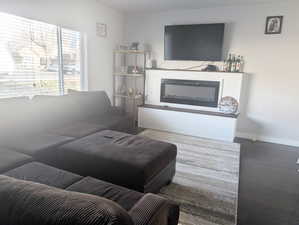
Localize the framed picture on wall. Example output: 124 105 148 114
96 22 107 38
265 16 283 34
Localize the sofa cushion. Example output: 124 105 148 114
68 90 112 119
67 177 143 211
0 97 32 137
0 133 74 156
67 177 180 225
48 121 108 138
0 148 33 173
31 95 82 131
0 175 134 225
88 112 133 133
5 162 82 189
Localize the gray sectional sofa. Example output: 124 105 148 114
0 91 179 225
0 90 133 140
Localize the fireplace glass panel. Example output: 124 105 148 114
161 79 220 107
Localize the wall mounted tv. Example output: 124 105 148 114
164 23 225 61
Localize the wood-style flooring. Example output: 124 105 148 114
139 129 240 225
140 130 299 225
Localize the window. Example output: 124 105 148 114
0 12 83 98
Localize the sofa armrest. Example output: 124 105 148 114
129 193 179 225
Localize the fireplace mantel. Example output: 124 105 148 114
140 104 240 118
146 68 243 74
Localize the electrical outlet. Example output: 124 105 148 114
297 158 299 164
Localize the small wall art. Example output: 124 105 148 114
265 16 283 34
96 22 107 38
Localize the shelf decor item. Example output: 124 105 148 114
127 65 143 74
223 54 244 72
219 96 239 114
265 16 283 34
130 42 139 50
151 59 158 69
118 44 129 51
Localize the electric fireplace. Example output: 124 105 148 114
160 79 220 107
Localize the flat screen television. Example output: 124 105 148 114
164 23 225 61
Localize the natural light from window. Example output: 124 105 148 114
0 12 82 98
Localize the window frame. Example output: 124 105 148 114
57 26 86 95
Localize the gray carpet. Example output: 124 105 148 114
139 129 240 225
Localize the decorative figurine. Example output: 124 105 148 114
219 96 239 114
130 42 139 51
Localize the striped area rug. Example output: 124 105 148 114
139 129 240 225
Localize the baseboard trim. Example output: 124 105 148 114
236 132 258 141
236 132 299 148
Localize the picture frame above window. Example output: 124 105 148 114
265 16 283 34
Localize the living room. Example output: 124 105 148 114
0 0 298 225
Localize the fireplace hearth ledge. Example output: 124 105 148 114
140 104 240 118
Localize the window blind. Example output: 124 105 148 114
0 12 82 98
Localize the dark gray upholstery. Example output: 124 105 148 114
67 90 112 119
5 162 82 189
0 91 179 225
0 91 133 142
0 97 32 138
48 121 108 138
88 112 133 133
48 130 177 192
1 133 74 156
68 177 179 225
129 194 180 225
0 162 179 225
34 91 132 138
64 90 133 135
31 95 83 131
67 176 144 211
0 148 32 173
0 175 134 225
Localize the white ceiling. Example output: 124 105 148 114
98 0 288 13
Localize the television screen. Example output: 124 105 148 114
164 24 225 61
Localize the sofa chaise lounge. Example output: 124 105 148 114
0 150 179 225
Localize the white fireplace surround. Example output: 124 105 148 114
138 69 245 142
145 69 244 112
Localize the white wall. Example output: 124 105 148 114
125 2 299 146
0 0 124 97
